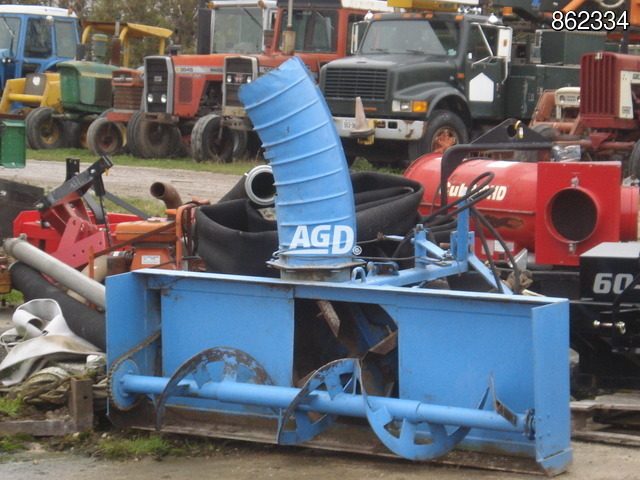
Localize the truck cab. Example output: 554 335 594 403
0 5 80 90
320 9 596 166
320 11 512 165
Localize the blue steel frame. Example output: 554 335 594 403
106 268 571 475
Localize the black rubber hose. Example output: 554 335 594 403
9 261 106 350
196 172 425 276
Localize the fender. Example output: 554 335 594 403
425 86 471 126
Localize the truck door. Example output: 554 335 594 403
464 23 511 119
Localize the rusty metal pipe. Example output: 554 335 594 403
150 182 183 209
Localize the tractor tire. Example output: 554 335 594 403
231 129 248 160
191 113 235 163
87 117 126 156
125 110 144 157
65 120 91 149
26 107 66 150
408 110 468 162
133 116 181 159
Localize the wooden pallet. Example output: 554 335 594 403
572 392 640 446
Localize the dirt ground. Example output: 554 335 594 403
2 160 640 480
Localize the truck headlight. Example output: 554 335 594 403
147 93 154 103
161 94 167 103
226 74 233 83
392 100 427 113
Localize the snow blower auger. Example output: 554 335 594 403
105 58 572 476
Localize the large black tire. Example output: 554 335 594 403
408 110 468 161
65 119 92 149
87 116 126 156
232 129 248 160
125 110 144 157
133 116 181 159
191 113 235 163
25 106 66 150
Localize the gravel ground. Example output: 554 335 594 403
0 159 243 204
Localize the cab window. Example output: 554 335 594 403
25 17 52 58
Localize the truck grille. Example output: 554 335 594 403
323 68 387 101
144 56 172 114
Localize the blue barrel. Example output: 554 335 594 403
239 57 356 271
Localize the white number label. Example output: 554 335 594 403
593 273 636 294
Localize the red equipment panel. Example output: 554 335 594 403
535 162 633 266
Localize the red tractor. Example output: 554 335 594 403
86 0 278 158
121 0 278 159
135 0 393 162
524 51 640 182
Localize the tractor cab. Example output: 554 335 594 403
0 5 80 90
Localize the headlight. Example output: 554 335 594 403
392 100 427 113
226 74 233 83
245 75 252 83
147 93 154 103
161 94 167 103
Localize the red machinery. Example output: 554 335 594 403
12 157 141 269
11 157 201 274
404 154 638 268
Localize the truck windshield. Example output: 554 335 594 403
278 9 338 53
0 16 20 55
361 19 459 56
213 7 265 53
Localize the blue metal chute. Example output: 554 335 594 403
238 57 357 278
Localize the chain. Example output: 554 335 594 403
106 330 161 411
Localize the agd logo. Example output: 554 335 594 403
289 225 356 255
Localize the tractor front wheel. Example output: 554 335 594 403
133 116 181 159
191 113 235 163
87 117 126 156
26 107 66 150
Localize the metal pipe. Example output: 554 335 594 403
150 182 183 210
3 237 106 308
120 373 527 434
